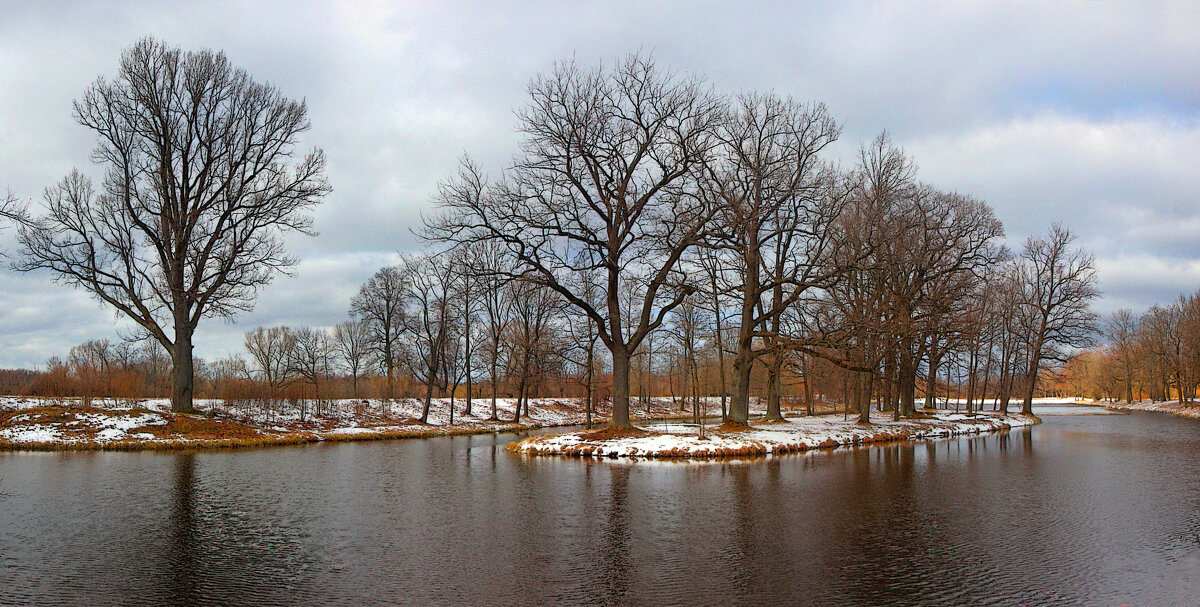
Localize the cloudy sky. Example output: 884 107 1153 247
0 0 1197 368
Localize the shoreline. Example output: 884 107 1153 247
1104 400 1200 420
508 411 1040 459
0 396 794 453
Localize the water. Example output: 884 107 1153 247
2 405 1199 605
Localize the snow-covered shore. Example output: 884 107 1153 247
508 411 1039 459
1104 400 1200 420
0 395 766 451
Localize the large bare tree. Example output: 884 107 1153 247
13 38 328 413
703 93 844 425
428 53 721 427
1017 224 1100 414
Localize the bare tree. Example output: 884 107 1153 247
703 93 844 424
698 249 731 420
1107 308 1139 403
668 296 706 424
428 53 721 428
1017 224 1100 414
814 193 891 425
290 326 334 406
505 279 561 422
351 265 406 399
400 254 456 424
447 246 483 416
244 326 297 396
471 241 516 421
12 38 328 413
333 319 373 398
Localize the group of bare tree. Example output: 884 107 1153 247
424 53 1100 428
2 40 1101 426
339 250 579 423
24 336 171 399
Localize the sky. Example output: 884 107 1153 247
0 0 1198 368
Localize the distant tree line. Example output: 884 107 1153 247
1053 294 1200 404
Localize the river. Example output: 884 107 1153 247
2 403 1198 606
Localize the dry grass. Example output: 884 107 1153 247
0 402 544 452
715 421 754 433
0 434 316 452
0 404 317 452
129 414 270 441
577 426 657 440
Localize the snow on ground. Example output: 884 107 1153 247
510 411 1039 459
0 405 173 445
0 395 776 449
1104 399 1200 420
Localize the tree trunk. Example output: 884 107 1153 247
513 374 526 423
729 345 754 425
421 380 434 424
801 356 815 416
1124 361 1133 403
763 351 785 422
489 354 500 421
610 347 633 428
171 327 196 414
464 317 473 417
1022 352 1041 415
385 349 395 401
966 347 977 413
898 352 917 417
857 370 871 425
925 349 941 410
585 340 595 429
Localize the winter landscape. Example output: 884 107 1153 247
2 2 1200 606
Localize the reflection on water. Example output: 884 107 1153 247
168 454 197 604
2 406 1199 606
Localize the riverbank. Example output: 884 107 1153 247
508 410 1039 459
1104 399 1200 420
0 395 802 451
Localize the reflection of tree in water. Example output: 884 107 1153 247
162 453 327 605
726 459 791 597
166 454 199 605
817 443 959 605
597 464 632 604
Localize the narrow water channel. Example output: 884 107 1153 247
2 404 1198 606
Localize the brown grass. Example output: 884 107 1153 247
577 426 657 441
0 403 539 452
715 421 754 433
129 415 269 441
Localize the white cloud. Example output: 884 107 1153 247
908 114 1200 256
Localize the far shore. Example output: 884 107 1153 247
1104 399 1200 420
0 395 819 452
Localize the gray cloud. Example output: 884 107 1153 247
0 0 1197 367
